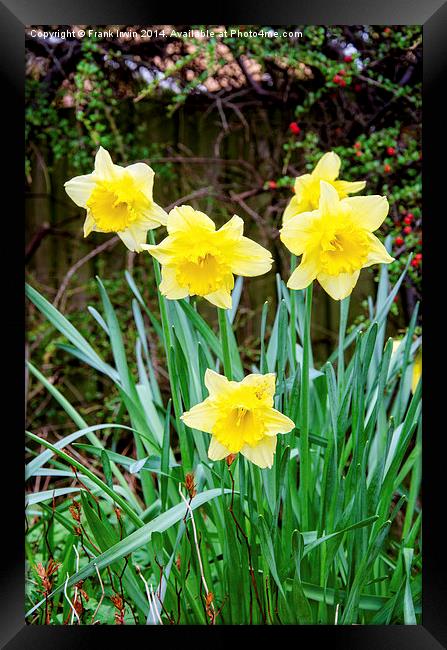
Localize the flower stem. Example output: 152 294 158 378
300 283 313 531
290 254 297 372
218 307 233 380
337 296 350 392
148 231 192 473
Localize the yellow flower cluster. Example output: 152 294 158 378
64 147 397 468
280 152 394 300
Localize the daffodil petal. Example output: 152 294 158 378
411 349 422 394
141 202 168 227
287 255 319 290
332 179 366 197
317 270 360 300
218 214 244 239
204 369 232 398
313 152 341 181
363 233 395 267
280 210 319 256
94 146 115 180
204 289 233 309
141 237 176 264
319 180 340 215
83 211 95 237
294 173 312 194
283 196 301 224
241 373 276 402
181 398 219 433
345 195 389 231
119 222 157 252
117 227 143 252
167 205 215 236
208 437 232 461
159 266 189 300
229 237 273 277
261 408 295 436
241 436 277 469
64 173 96 208
124 162 155 200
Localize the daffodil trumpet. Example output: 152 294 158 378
181 370 295 469
64 146 168 252
280 180 394 301
143 205 273 310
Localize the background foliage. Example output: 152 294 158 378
26 24 422 436
25 25 422 625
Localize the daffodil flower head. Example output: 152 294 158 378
64 147 168 251
283 151 366 224
142 205 273 309
280 181 394 300
181 369 294 469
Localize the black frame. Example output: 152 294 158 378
5 1 446 647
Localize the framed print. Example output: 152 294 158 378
1 0 445 647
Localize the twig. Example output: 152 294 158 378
137 566 164 625
64 572 80 625
150 584 164 625
90 563 105 624
53 236 120 309
179 484 215 624
71 545 80 625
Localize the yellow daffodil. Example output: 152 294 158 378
411 348 422 393
64 146 168 252
283 151 366 224
143 205 272 309
280 181 394 300
181 369 294 468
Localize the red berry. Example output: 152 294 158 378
403 226 412 235
384 164 391 173
384 27 391 34
268 180 277 189
411 259 419 268
333 74 341 84
339 79 347 87
387 147 396 156
344 55 353 63
393 295 399 303
407 212 414 220
403 216 412 225
289 122 300 135
395 236 404 246
354 141 362 149
355 150 362 157
354 84 362 92
338 69 346 76
415 253 422 261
